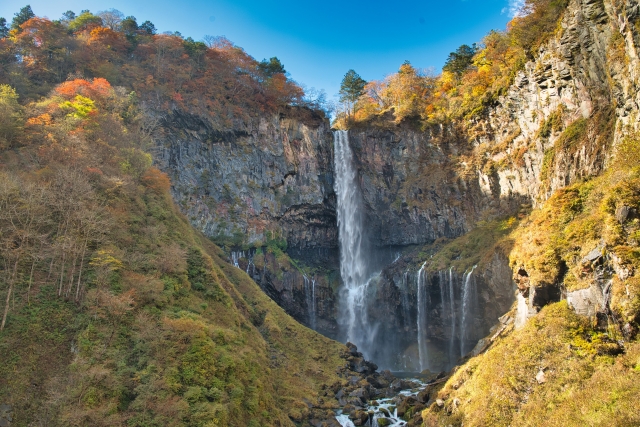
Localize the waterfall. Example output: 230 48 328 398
401 271 411 331
438 269 447 359
333 130 373 352
304 275 316 330
460 265 477 356
231 251 240 268
312 277 316 330
246 252 255 276
416 262 429 372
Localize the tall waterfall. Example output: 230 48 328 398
333 130 374 353
460 265 477 356
416 262 429 372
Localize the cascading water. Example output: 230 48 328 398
333 130 376 355
460 265 477 356
416 262 429 372
304 275 317 330
312 277 316 330
401 271 411 331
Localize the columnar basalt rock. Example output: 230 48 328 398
155 109 337 250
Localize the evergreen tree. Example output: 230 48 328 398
443 43 478 77
139 20 156 35
121 16 138 36
0 18 8 38
339 69 366 117
61 10 76 22
258 57 286 77
11 5 35 30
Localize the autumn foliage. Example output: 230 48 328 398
335 0 569 128
0 15 314 128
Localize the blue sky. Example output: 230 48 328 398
1 0 521 102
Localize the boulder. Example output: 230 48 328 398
349 387 370 402
397 396 417 417
348 409 370 426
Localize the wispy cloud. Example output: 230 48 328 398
502 0 526 18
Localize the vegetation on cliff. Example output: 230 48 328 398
0 74 346 426
334 0 570 128
0 5 330 129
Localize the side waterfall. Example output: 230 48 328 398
460 265 477 356
333 130 374 353
416 262 429 372
304 275 317 330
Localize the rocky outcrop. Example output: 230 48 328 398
477 0 640 205
155 108 337 250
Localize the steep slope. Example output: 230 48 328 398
0 79 347 426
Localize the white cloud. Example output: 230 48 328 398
503 0 526 18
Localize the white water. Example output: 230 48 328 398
416 262 429 372
401 271 411 332
335 378 425 427
334 130 374 350
460 265 477 356
304 275 317 330
312 277 316 329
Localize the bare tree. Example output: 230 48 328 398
0 174 49 330
97 9 124 30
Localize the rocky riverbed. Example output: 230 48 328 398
309 343 448 427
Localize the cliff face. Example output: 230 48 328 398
348 128 475 248
477 0 640 204
153 0 640 372
155 108 337 251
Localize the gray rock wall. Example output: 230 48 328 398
155 109 337 250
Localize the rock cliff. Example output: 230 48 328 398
155 108 337 251
153 0 640 372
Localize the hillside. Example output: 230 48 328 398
0 77 351 426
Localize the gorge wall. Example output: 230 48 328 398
152 0 640 371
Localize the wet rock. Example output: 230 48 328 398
390 379 414 391
367 374 390 389
348 409 370 426
417 385 434 404
342 404 356 414
397 396 417 417
377 417 392 426
346 342 362 357
348 357 378 375
344 396 364 408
